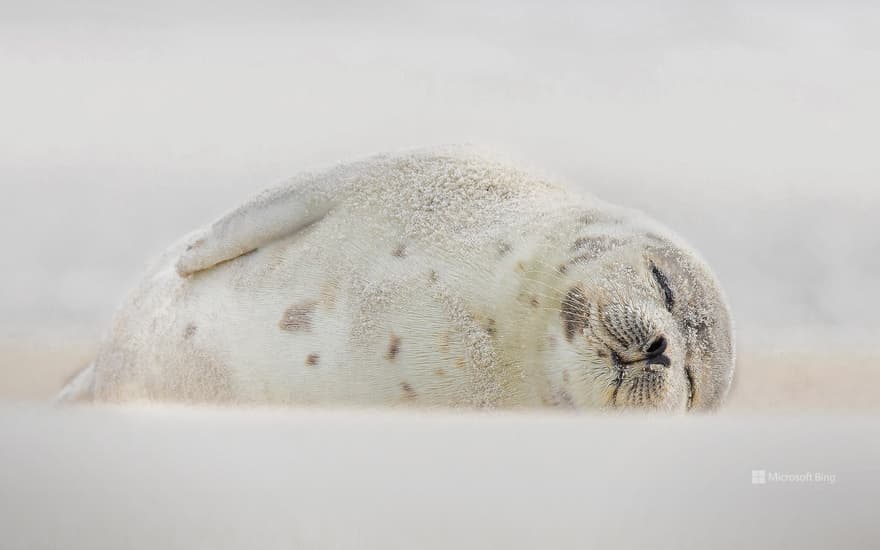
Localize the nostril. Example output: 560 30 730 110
645 335 667 358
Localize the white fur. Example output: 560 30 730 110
64 148 734 410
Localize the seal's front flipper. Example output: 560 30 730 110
176 178 338 276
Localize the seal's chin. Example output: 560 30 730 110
606 357 677 410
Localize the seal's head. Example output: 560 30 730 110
554 232 734 412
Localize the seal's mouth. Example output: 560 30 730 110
608 350 674 409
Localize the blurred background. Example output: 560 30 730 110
2 0 878 408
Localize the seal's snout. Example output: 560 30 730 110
598 302 670 361
643 335 671 368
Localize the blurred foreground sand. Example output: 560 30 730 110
2 340 877 411
0 404 877 549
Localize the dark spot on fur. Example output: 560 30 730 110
279 300 318 332
530 297 540 308
560 238 631 273
516 261 527 273
570 253 596 265
400 381 417 400
570 237 594 252
497 242 512 257
486 318 497 337
183 323 198 339
561 286 589 342
306 353 320 366
429 270 439 283
596 348 609 359
392 244 407 258
386 334 401 360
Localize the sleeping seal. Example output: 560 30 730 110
59 148 734 411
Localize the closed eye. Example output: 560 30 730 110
650 263 675 312
684 365 695 410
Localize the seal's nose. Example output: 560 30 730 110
644 335 667 358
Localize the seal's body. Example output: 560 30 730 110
61 149 734 411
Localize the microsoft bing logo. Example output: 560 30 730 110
750 469 835 485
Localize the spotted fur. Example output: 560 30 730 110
60 148 734 411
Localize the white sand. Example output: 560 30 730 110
0 404 877 549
